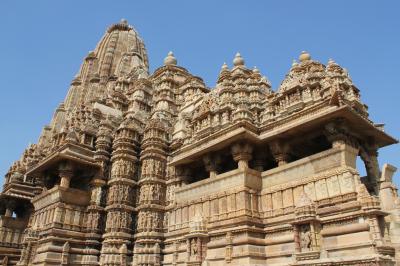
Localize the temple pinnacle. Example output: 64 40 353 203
233 52 245 66
164 51 177 66
299 51 311 62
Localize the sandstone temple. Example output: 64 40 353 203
0 19 399 266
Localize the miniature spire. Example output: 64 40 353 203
299 51 311 62
164 51 177 66
233 52 245 66
221 62 228 71
120 18 128 25
252 66 260 74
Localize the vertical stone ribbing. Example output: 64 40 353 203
100 122 139 266
133 119 168 266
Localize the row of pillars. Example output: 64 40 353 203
201 140 291 179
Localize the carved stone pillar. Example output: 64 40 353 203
361 145 380 194
4 199 16 217
252 150 266 172
269 140 289 166
231 142 253 170
90 178 106 206
59 163 74 188
324 121 360 169
176 165 191 185
203 153 221 178
4 207 13 218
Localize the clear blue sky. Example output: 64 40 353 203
0 1 399 185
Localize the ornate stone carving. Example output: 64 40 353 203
0 21 398 266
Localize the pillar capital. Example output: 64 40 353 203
90 177 106 187
175 166 191 183
324 121 359 151
58 162 74 188
4 199 17 217
203 153 221 178
231 142 253 170
269 140 290 166
252 150 266 171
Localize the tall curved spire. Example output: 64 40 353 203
63 19 149 111
52 20 149 133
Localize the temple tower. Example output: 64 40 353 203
0 21 399 266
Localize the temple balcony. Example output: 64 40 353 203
168 142 360 231
26 142 99 180
171 104 396 168
0 196 31 265
175 167 261 204
0 216 26 248
166 116 396 236
30 185 90 232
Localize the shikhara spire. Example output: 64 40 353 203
0 20 399 266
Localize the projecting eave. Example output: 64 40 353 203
2 182 40 200
169 104 397 167
169 121 260 166
26 142 100 177
1 190 34 201
258 105 397 148
339 106 398 147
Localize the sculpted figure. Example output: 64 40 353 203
191 239 198 256
300 225 312 251
150 185 156 200
92 212 99 228
123 186 129 201
153 213 160 229
137 213 143 229
143 186 149 201
145 212 151 230
121 212 127 228
106 215 112 229
118 185 124 201
108 187 114 203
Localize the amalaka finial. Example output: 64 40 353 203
120 18 128 25
221 62 229 71
299 51 311 62
253 66 260 74
233 52 245 66
292 59 298 67
164 51 177 66
328 58 335 64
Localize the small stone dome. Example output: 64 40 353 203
253 66 260 74
299 51 311 62
164 51 177 66
233 52 245 66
